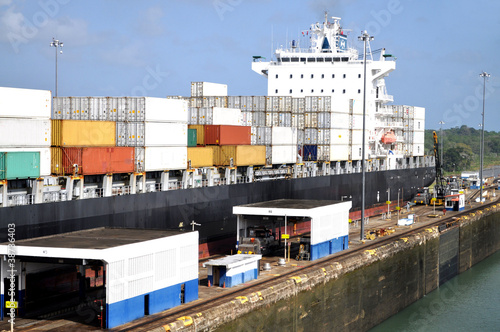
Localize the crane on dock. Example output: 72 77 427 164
433 131 449 205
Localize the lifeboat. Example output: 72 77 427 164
381 131 396 144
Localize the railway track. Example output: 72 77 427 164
114 196 499 332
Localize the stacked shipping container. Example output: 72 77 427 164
52 97 189 173
0 87 52 179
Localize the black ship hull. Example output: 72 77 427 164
0 167 435 251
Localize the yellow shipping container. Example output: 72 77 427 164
188 125 204 145
216 145 266 166
52 120 116 146
51 147 62 175
187 146 214 168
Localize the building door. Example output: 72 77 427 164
144 294 150 315
213 267 220 286
180 284 185 304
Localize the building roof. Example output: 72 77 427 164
5 227 184 250
203 254 262 268
233 199 350 217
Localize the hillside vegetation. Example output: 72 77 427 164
424 125 500 173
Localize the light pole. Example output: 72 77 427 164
358 30 374 240
479 72 490 202
50 38 64 97
438 121 445 165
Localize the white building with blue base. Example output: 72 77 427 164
0 228 199 329
203 254 262 288
233 199 351 261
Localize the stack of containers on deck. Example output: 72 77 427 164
51 96 129 175
0 87 52 179
116 97 188 172
187 84 266 167
52 97 188 174
303 96 332 161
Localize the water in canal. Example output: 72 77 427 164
370 250 500 331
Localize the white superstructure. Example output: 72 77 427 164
252 13 424 162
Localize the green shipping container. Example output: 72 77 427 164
0 152 41 180
188 128 198 147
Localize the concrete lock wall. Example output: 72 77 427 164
165 207 500 332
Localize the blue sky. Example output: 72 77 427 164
1 0 499 131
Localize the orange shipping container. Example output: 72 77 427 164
188 125 205 145
204 125 251 145
51 147 134 175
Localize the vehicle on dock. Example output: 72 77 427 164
238 227 279 255
411 187 431 205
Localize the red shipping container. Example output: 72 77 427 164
57 147 134 175
204 125 251 145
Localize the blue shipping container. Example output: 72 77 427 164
0 152 41 180
303 145 317 161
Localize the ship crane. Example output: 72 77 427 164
433 131 449 205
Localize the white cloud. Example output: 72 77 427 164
0 0 12 7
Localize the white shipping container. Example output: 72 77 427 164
0 118 50 147
328 144 350 161
292 98 305 113
52 97 71 119
144 98 188 123
201 96 227 108
329 129 350 145
191 82 228 97
330 113 350 129
71 97 89 120
297 129 305 145
137 146 188 171
241 112 253 126
292 114 305 129
88 97 108 121
351 144 365 160
228 96 240 109
0 147 51 176
0 87 51 119
116 122 145 147
240 96 253 111
144 122 187 147
271 145 296 164
305 112 318 128
212 107 241 125
317 145 330 161
251 126 271 145
265 112 279 127
317 129 331 145
278 113 292 127
272 127 297 145
317 112 331 128
188 107 198 125
107 97 127 121
351 99 363 114
253 96 266 112
304 128 318 144
252 112 266 126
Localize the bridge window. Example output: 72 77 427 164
343 89 346 94
276 74 278 79
300 58 306 62
317 58 324 62
332 74 335 78
343 74 346 78
311 74 314 79
342 57 349 62
291 58 299 62
275 89 278 94
325 57 332 62
358 89 361 94
307 58 316 62
282 58 290 62
321 74 324 79
290 74 293 79
358 74 361 78
301 74 304 79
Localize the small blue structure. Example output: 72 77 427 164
203 254 262 288
445 193 465 211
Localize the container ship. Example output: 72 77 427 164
0 14 434 256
